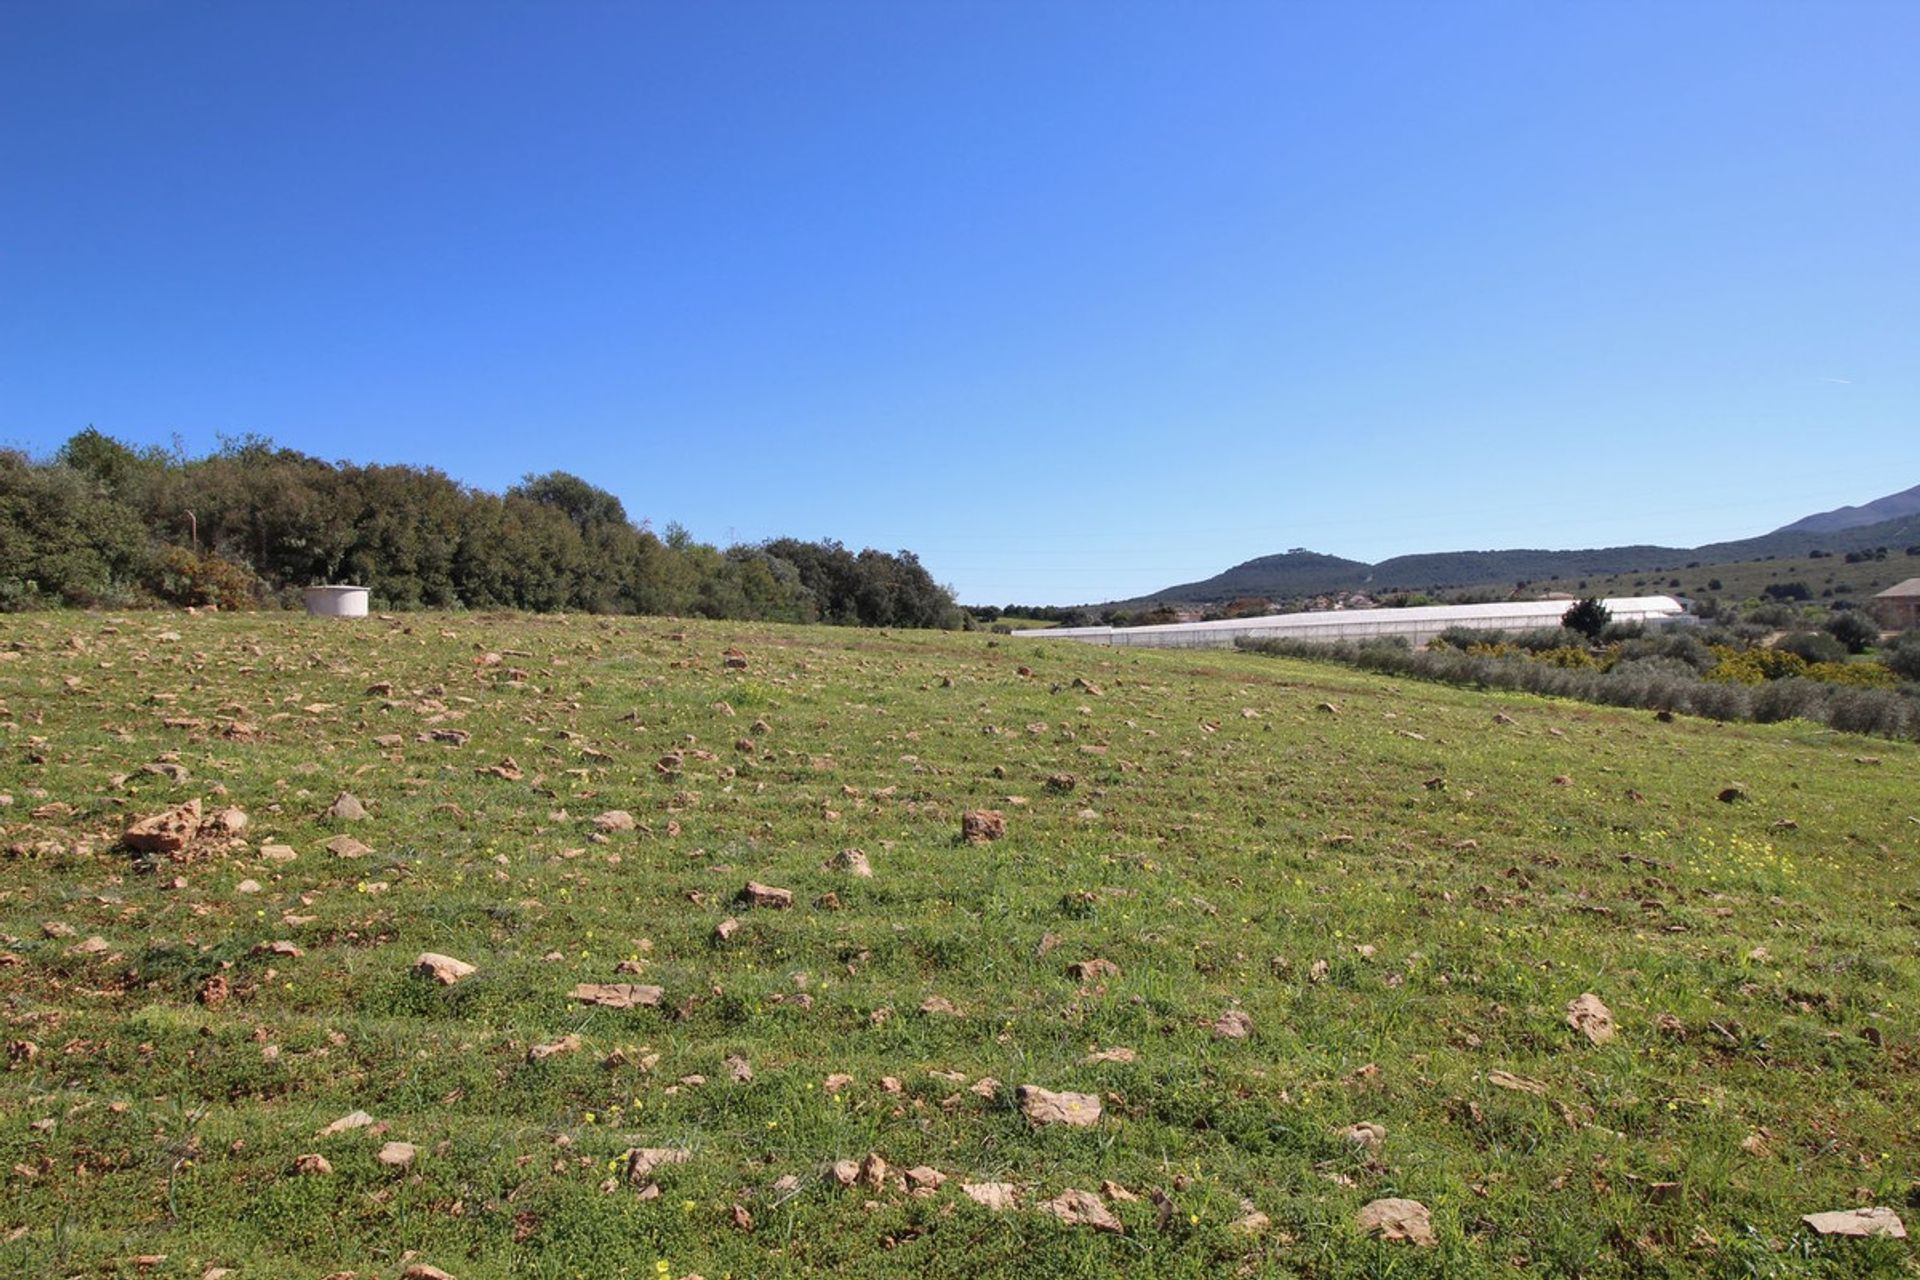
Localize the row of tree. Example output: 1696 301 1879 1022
0 430 961 627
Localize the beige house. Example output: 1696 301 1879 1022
1873 577 1920 630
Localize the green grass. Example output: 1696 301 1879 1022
2 612 1917 1278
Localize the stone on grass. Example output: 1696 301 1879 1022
124 800 202 855
830 848 873 877
961 809 1006 843
1335 1121 1387 1150
376 1141 417 1168
324 792 368 822
291 1153 333 1176
1068 958 1119 981
624 1147 690 1181
919 995 961 1017
207 807 249 835
962 1182 1019 1211
1212 1009 1254 1039
1802 1208 1905 1238
1044 1188 1123 1233
1017 1085 1102 1127
1355 1198 1436 1246
324 835 371 859
1231 1201 1272 1234
740 881 794 909
1488 1070 1548 1095
1085 1046 1136 1064
568 982 663 1009
1566 993 1617 1045
413 953 475 985
593 810 637 833
317 1110 374 1137
402 1267 457 1280
528 1034 581 1063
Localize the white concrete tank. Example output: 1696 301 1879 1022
303 585 369 618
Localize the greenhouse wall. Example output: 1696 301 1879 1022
1029 596 1688 650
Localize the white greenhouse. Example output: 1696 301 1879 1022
1027 595 1689 650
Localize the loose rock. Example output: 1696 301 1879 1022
961 809 1006 843
376 1141 417 1168
1355 1197 1436 1246
1212 1009 1254 1039
1802 1207 1906 1238
1044 1188 1123 1233
1566 993 1617 1045
414 953 476 985
962 1182 1019 1211
740 881 794 909
325 792 368 822
528 1034 582 1063
124 800 202 856
1018 1085 1102 1127
568 982 663 1009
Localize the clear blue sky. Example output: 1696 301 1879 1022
4 1 1915 604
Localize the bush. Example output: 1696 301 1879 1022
1428 625 1493 650
1776 631 1848 664
1884 634 1920 682
1763 582 1812 602
1825 611 1881 654
147 547 265 611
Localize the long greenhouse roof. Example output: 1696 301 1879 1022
1036 595 1686 641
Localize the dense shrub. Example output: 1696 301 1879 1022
0 433 961 627
1825 610 1881 654
1884 634 1920 681
149 547 265 610
1237 632 1918 743
1776 631 1848 664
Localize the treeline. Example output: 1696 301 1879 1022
0 430 960 626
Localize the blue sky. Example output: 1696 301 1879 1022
3 1 1915 604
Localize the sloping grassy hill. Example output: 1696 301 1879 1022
2 613 1916 1278
1113 510 1920 607
1536 550 1920 606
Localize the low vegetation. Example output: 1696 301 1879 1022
2 611 1917 1277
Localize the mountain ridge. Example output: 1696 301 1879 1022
1109 485 1920 609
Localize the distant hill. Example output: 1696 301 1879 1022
1111 485 1920 609
1773 484 1920 536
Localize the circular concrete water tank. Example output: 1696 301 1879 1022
303 585 369 618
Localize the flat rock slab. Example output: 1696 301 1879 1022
414 953 475 985
1567 992 1617 1044
740 881 793 908
962 1182 1019 1211
1802 1207 1906 1238
1018 1085 1102 1127
568 982 663 1009
1044 1187 1123 1233
1356 1197 1436 1246
125 800 202 855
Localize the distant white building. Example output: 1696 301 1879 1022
1028 596 1688 650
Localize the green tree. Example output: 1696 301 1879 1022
1562 597 1611 641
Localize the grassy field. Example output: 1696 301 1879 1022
2 611 1917 1279
1534 552 1920 608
